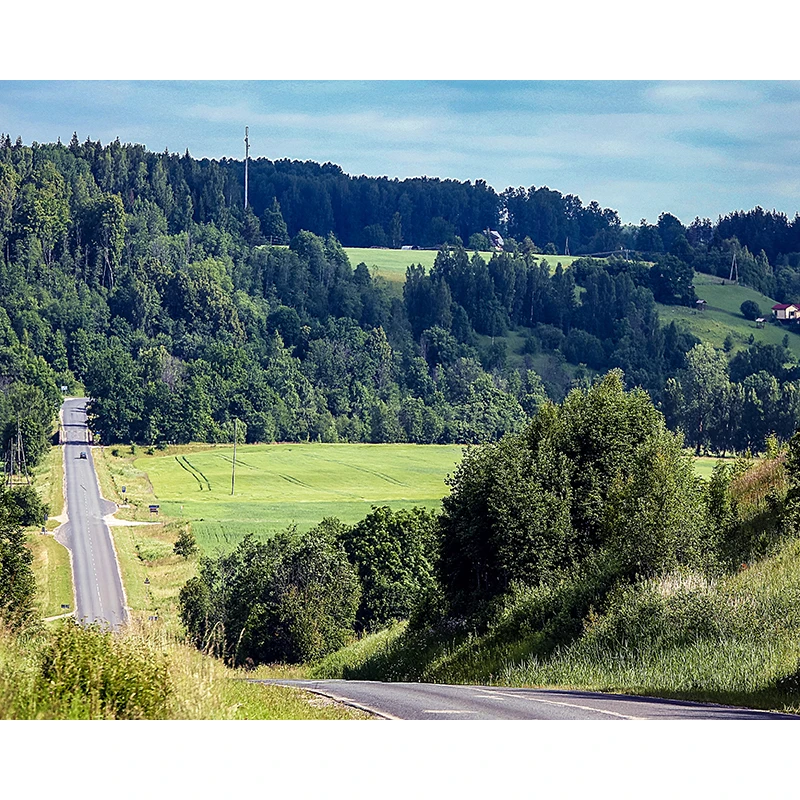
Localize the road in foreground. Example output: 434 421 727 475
259 680 800 720
56 398 127 630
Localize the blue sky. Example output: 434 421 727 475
2 80 800 225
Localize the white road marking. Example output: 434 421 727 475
472 689 643 720
422 710 476 714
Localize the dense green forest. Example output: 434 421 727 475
1 133 800 466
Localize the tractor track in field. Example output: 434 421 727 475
307 454 408 487
175 455 211 491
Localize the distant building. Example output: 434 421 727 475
756 317 766 328
696 299 707 311
485 229 504 251
772 303 800 322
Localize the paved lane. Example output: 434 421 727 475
56 398 127 630
259 680 800 720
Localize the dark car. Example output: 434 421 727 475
79 451 87 459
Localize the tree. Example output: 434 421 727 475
339 506 439 630
649 255 695 305
740 300 762 321
439 371 707 615
679 343 731 455
180 524 360 666
0 488 37 628
261 198 288 244
173 527 198 559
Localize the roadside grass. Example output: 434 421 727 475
0 619 370 719
26 534 72 619
313 538 800 714
657 272 800 359
27 445 72 619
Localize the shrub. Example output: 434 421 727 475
740 300 761 321
35 621 171 719
180 523 361 666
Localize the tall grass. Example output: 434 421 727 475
0 619 370 719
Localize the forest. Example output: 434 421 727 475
0 133 800 472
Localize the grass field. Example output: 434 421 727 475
343 247 583 283
92 442 464 627
94 442 464 556
657 272 800 359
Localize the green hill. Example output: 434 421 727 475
657 272 800 359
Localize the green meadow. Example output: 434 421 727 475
657 272 800 359
134 443 464 552
343 247 582 283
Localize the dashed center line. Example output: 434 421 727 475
472 690 642 719
422 710 476 714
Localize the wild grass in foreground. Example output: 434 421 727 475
0 619 370 719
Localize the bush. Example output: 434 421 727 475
180 523 361 665
740 300 762 321
35 621 171 719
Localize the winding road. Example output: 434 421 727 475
259 680 800 720
56 398 127 630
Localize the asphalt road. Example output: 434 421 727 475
259 680 800 720
56 398 127 630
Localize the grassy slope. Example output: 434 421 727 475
658 272 800 359
313 538 800 714
0 621 370 719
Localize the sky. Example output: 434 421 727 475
3 80 800 226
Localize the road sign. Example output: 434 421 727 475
121 486 126 493
149 504 159 513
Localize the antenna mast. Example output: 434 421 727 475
244 126 250 210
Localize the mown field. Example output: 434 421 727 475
343 247 583 283
657 272 800 359
114 442 465 552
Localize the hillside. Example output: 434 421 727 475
658 272 800 359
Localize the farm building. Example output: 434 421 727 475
772 303 800 322
485 229 504 251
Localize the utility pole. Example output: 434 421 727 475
231 418 237 496
729 251 739 283
244 127 250 210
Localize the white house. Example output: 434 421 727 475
771 303 800 322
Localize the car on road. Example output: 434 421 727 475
79 451 87 459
